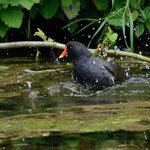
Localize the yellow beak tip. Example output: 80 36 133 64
59 55 63 59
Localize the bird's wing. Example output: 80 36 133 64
74 56 116 86
94 57 126 82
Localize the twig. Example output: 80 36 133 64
0 41 150 63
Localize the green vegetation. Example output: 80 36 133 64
0 0 150 52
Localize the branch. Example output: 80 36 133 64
0 41 65 50
0 41 150 63
90 49 150 63
107 50 150 63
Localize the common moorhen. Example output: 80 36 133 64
59 41 126 87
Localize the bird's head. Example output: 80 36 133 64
59 41 92 60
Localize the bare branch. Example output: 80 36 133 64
0 41 150 63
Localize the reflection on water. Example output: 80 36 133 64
0 131 150 150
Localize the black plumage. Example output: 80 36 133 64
60 41 126 87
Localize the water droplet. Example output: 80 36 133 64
145 44 148 47
107 57 111 62
60 110 63 114
17 79 20 83
114 45 118 50
88 35 91 38
95 79 98 83
93 61 95 64
146 65 150 69
139 51 142 54
26 81 32 88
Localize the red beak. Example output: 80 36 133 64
59 46 68 59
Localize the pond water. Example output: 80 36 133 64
0 57 150 150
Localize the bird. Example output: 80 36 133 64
59 41 126 87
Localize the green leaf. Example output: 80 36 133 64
20 0 40 10
34 28 47 41
0 0 19 6
0 0 40 10
61 0 73 7
107 33 118 43
0 21 9 38
20 0 35 10
114 0 126 9
131 10 139 21
129 0 140 10
107 9 124 27
1 6 23 28
62 0 80 19
47 38 54 42
135 24 145 37
93 0 109 11
143 6 150 20
146 20 150 30
30 4 39 18
40 0 59 19
0 0 10 5
22 0 40 10
32 0 40 3
2 4 8 9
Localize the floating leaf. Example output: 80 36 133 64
40 0 59 19
0 21 9 38
93 0 109 11
135 24 145 37
61 0 73 7
1 6 23 28
62 0 80 19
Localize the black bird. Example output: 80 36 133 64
59 41 126 87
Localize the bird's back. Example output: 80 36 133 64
73 56 117 86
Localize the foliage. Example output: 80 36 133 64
34 28 53 62
34 28 53 42
40 0 59 19
0 0 150 52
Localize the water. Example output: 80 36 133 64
0 58 150 149
1 131 150 150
